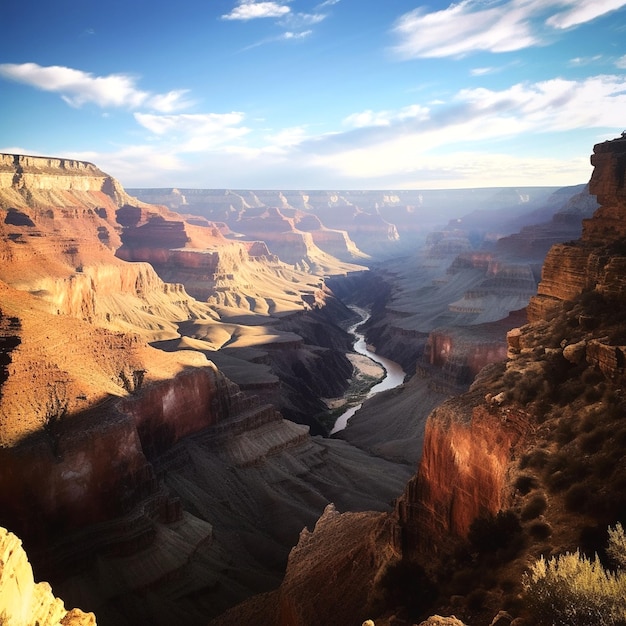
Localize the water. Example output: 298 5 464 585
330 307 406 434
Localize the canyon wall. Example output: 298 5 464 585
528 137 626 320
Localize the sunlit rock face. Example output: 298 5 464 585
394 392 530 560
0 527 96 626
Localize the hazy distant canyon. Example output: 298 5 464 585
3 141 625 626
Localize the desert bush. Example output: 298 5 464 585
521 494 548 521
519 448 549 470
523 523 626 626
523 551 626 625
579 428 606 454
607 522 626 569
545 454 589 493
564 483 592 513
466 588 487 611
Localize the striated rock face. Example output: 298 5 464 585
0 153 132 210
0 527 95 626
395 392 530 560
0 154 413 625
528 136 626 321
208 504 397 626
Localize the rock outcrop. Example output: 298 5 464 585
528 136 626 320
0 527 95 626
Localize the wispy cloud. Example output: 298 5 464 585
134 112 250 151
616 54 626 68
343 104 429 128
391 0 626 59
470 67 496 76
222 1 291 21
546 0 626 29
282 30 313 40
279 12 326 28
225 0 334 48
298 74 626 185
568 55 603 66
0 63 192 112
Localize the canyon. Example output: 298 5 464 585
0 140 615 625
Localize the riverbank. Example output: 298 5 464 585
322 352 385 412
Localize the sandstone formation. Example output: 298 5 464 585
130 186 564 258
529 136 626 320
0 527 95 626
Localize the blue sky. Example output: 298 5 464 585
1 0 626 189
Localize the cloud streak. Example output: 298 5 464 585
0 63 192 112
391 0 626 59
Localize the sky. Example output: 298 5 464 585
1 0 626 190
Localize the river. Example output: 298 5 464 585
330 307 406 434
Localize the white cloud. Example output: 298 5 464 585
134 112 251 152
282 30 313 40
343 104 429 128
616 54 626 69
568 55 603 66
0 62 192 112
391 0 626 59
222 1 290 21
279 12 326 28
546 0 626 29
298 74 626 185
316 0 340 8
21 74 623 190
391 1 538 59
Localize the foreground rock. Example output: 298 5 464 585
0 527 95 626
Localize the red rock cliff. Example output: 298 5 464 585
395 136 626 564
528 136 626 321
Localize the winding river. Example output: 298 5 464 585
330 307 406 434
